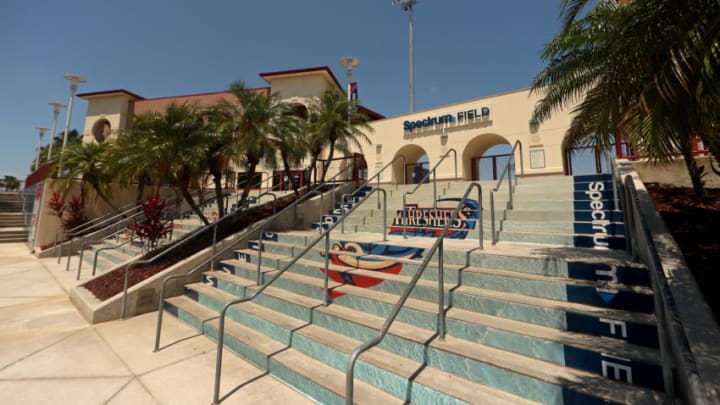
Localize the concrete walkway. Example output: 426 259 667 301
0 243 315 405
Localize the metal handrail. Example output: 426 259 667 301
489 140 524 244
119 196 246 319
54 198 139 253
55 189 213 262
255 166 354 284
210 186 388 405
402 149 458 238
55 203 142 262
621 175 708 403
345 182 483 404
74 227 133 280
91 238 133 278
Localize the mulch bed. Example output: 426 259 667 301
83 195 296 301
645 184 720 323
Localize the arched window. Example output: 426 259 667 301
91 119 111 143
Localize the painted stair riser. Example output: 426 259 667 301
246 237 651 287
310 309 613 405
180 287 455 404
211 269 658 378
181 283 661 404
229 251 654 314
220 258 657 349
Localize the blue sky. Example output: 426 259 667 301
0 0 563 180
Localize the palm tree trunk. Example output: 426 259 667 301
239 164 257 207
211 169 225 218
281 153 300 197
320 141 336 183
679 135 705 197
180 169 210 225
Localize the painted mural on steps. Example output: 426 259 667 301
320 242 424 298
388 198 481 238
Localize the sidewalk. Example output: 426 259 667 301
0 243 314 405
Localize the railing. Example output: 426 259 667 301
154 167 357 340
402 149 458 238
118 191 256 319
345 182 483 404
254 166 353 285
58 189 221 273
54 201 142 262
620 174 711 404
75 228 136 280
489 140 524 244
209 186 388 405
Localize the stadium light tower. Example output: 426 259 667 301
47 102 66 161
34 127 49 171
57 74 86 177
393 0 417 113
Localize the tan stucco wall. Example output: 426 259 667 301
357 88 575 183
81 95 135 144
632 156 720 188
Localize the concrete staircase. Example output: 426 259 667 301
0 191 28 243
162 175 668 404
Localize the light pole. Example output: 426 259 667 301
339 56 360 102
57 74 86 177
393 0 417 113
47 102 66 162
34 127 49 171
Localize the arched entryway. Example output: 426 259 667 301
392 144 429 184
562 136 632 175
462 134 512 180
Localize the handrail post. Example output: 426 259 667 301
76 246 86 281
323 232 331 305
210 222 219 271
478 186 484 250
402 194 408 239
438 238 445 340
432 169 437 209
490 192 496 245
212 308 228 405
120 263 134 319
507 162 513 209
381 189 387 242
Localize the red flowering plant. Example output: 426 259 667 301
128 194 173 252
63 196 87 230
47 193 65 217
47 193 87 231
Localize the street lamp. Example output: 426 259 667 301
34 126 49 171
393 0 417 112
339 56 360 101
57 74 86 177
47 102 66 161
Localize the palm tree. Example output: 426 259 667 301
53 141 119 211
200 105 240 218
223 81 285 205
106 129 156 202
129 103 210 224
309 90 373 183
271 109 306 196
532 0 720 196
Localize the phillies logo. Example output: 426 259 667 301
320 241 424 298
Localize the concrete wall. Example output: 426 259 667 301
632 156 720 188
357 88 575 183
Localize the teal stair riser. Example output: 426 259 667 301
243 238 653 302
229 252 654 314
211 271 661 388
185 282 496 404
186 286 297 346
291 332 472 405
244 238 651 287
